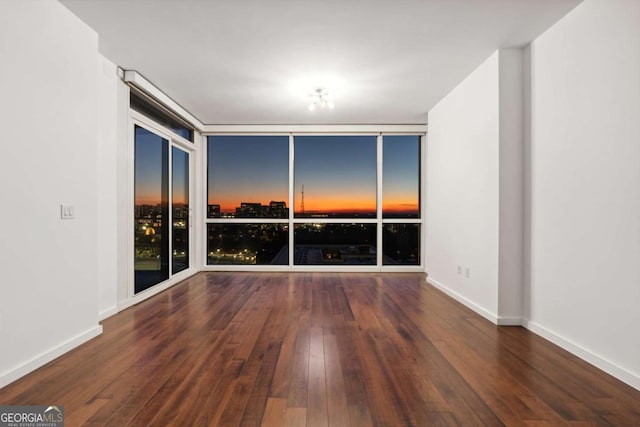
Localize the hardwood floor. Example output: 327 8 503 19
1 272 639 426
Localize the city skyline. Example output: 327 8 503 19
205 222 418 266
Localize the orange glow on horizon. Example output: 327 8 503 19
210 197 419 214
143 194 417 213
294 196 375 214
135 196 164 205
382 199 419 213
136 192 188 206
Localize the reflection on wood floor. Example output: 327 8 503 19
1 272 639 426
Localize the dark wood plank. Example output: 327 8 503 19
306 326 329 427
261 397 287 427
286 312 310 409
334 314 374 427
269 317 300 399
323 328 350 427
240 340 282 427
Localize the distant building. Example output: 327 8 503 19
236 202 262 217
207 204 221 217
173 204 188 219
136 204 164 218
234 201 288 218
268 201 288 218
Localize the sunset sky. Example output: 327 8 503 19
208 135 289 212
294 135 376 214
382 135 420 215
135 127 190 206
172 147 189 206
135 127 168 205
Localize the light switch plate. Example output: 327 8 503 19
61 204 75 220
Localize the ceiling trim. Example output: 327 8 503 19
202 124 427 134
122 69 205 131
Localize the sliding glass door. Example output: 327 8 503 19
134 124 191 294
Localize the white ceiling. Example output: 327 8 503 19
61 0 580 125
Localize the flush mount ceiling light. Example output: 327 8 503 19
308 88 334 112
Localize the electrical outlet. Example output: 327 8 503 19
465 267 470 278
457 265 462 274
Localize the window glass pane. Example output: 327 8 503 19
207 224 289 265
294 223 377 265
134 126 169 293
294 136 376 218
383 224 420 265
172 147 189 274
208 136 289 218
383 135 420 218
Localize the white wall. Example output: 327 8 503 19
498 49 524 321
97 55 119 319
0 0 103 387
426 49 524 324
116 79 131 311
525 0 640 389
426 52 501 320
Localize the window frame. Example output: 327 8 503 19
203 132 425 272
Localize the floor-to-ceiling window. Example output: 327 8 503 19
294 135 378 265
206 135 289 265
382 135 421 265
205 133 424 270
133 107 194 294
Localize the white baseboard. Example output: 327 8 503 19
426 277 500 324
496 317 522 326
98 306 118 321
426 277 522 326
522 319 640 391
0 325 103 389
